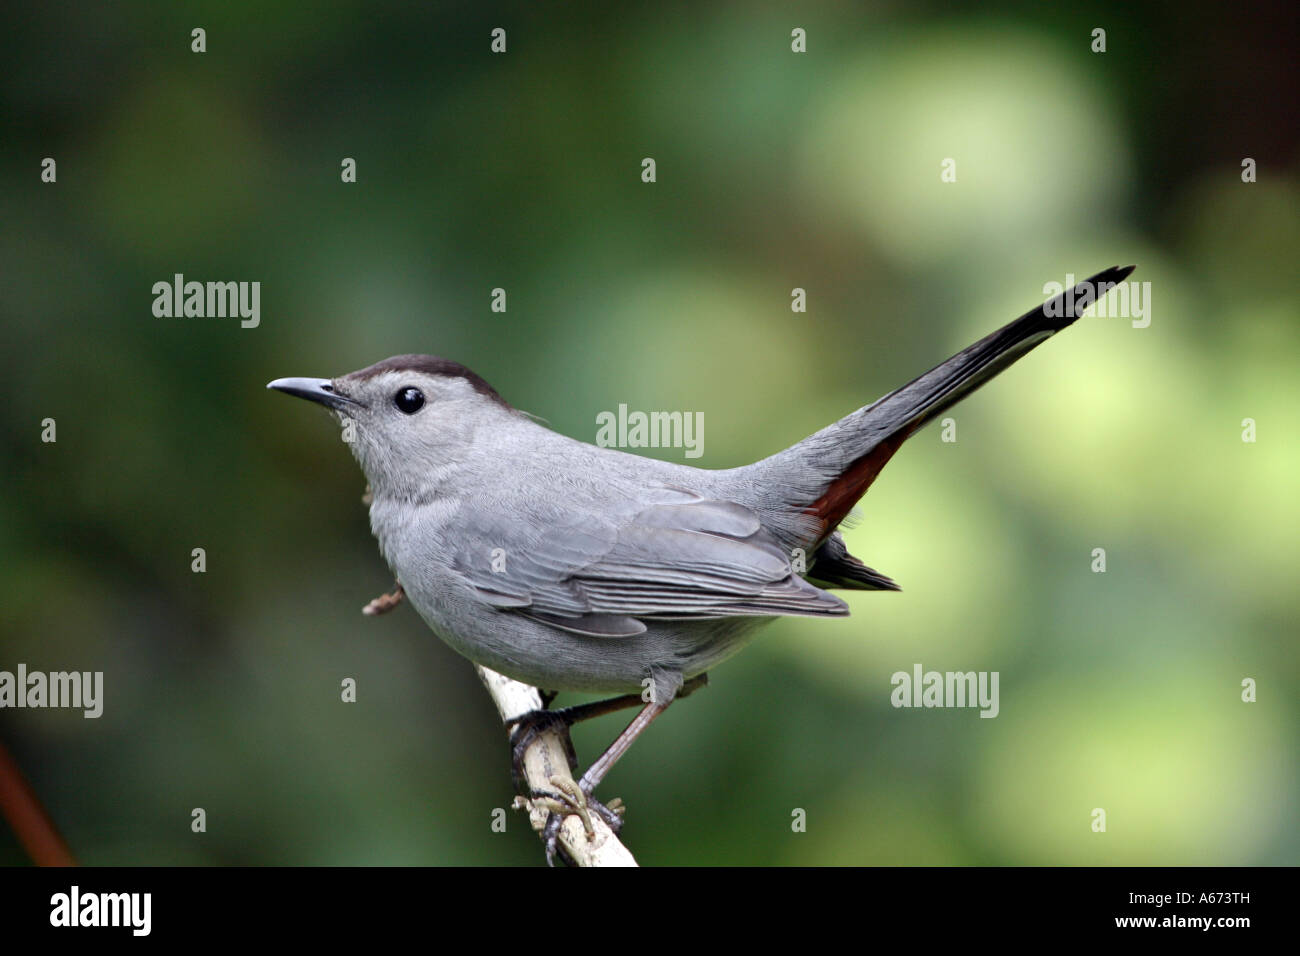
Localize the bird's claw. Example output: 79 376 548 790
527 776 626 867
506 709 580 794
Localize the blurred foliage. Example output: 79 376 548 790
1 1 1296 865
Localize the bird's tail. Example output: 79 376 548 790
752 266 1136 543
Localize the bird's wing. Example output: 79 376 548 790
450 492 847 637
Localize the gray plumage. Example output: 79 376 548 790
270 266 1134 703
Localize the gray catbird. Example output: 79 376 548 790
269 265 1133 828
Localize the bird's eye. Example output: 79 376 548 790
394 387 425 414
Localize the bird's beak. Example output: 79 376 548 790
266 377 363 411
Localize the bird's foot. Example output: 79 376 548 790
518 776 625 866
505 680 710 864
506 709 580 793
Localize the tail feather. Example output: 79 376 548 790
806 534 901 591
758 266 1135 543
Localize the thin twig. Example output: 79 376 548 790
0 736 75 866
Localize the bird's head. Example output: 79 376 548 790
268 354 517 498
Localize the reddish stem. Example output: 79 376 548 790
0 736 75 866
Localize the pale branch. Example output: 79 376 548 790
475 666 637 867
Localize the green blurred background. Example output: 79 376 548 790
2 1 1296 865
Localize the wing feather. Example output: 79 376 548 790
450 494 846 636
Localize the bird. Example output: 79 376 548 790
269 264 1134 847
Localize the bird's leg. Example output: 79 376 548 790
507 692 646 789
537 695 677 861
571 673 707 813
512 674 708 863
577 698 670 794
507 673 709 786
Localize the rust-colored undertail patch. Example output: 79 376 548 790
805 429 911 538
